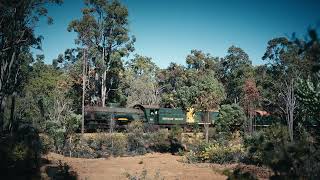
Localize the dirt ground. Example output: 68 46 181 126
43 153 227 180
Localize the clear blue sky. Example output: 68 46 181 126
34 0 320 68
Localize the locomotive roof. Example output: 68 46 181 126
133 104 160 109
85 106 143 114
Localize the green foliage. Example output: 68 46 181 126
46 112 81 153
159 51 225 111
226 168 258 180
177 71 225 111
66 136 100 158
101 133 128 156
126 54 159 77
148 129 170 152
9 55 82 157
185 140 244 164
77 133 128 157
49 161 77 180
216 104 246 136
200 143 244 163
124 75 160 106
39 133 55 154
169 125 183 141
0 124 41 178
217 46 254 104
243 124 320 179
0 0 62 129
61 127 187 158
126 121 147 155
68 0 135 104
168 125 184 154
186 49 219 71
158 63 187 107
243 124 290 165
296 76 320 125
123 54 160 106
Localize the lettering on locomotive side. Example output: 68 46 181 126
162 117 184 121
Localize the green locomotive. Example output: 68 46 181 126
84 104 219 131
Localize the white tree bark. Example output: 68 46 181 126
204 111 210 143
283 78 296 142
101 70 107 107
81 49 87 134
101 47 107 107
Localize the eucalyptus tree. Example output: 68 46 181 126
294 30 320 137
217 46 254 104
0 0 62 130
179 51 225 142
124 55 160 106
159 50 220 108
158 63 187 107
242 78 260 134
186 49 219 71
68 0 135 107
176 71 225 142
262 37 302 141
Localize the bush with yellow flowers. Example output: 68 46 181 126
200 143 244 163
185 141 245 164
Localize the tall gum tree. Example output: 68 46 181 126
217 46 254 104
0 0 62 130
176 50 225 142
263 37 302 141
124 54 160 107
68 0 135 107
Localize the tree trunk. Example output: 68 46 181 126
69 136 72 157
101 46 106 107
81 50 86 134
284 79 296 142
248 107 254 135
0 95 5 132
9 93 16 133
101 71 107 107
204 111 210 143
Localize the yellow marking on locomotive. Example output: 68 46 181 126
186 108 195 123
117 118 128 121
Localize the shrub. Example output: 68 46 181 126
226 168 258 180
184 150 199 163
67 136 99 158
45 111 81 153
216 104 246 137
185 138 244 164
168 125 184 154
143 123 160 133
102 133 128 156
207 127 232 145
184 141 209 163
200 143 244 163
148 129 170 152
62 133 129 158
126 121 147 155
243 124 320 179
39 133 55 154
0 123 41 179
243 124 291 166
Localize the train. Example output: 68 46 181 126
84 104 273 132
84 104 219 131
